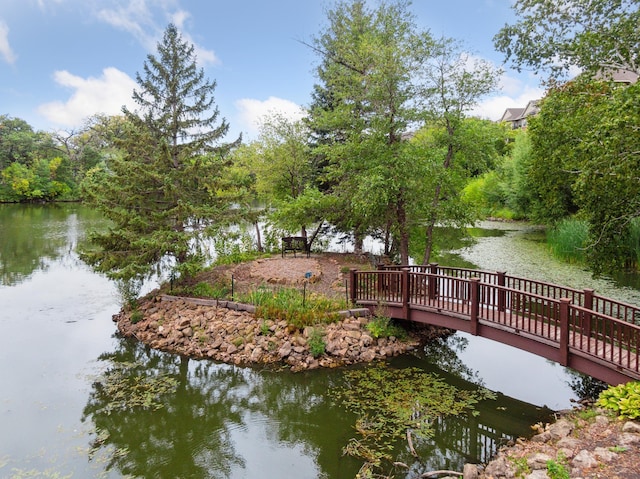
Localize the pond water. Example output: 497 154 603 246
1 205 636 478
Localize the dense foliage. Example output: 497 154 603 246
3 0 640 276
597 381 640 420
494 0 640 81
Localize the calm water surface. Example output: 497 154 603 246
1 205 634 478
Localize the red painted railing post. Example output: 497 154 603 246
402 268 410 321
559 298 571 366
497 271 506 312
349 269 357 306
469 278 480 336
428 263 438 299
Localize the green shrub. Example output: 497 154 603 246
130 309 143 324
308 328 326 358
596 381 640 419
508 456 530 477
365 315 406 340
546 452 570 479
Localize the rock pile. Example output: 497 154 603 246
113 294 422 371
474 413 640 478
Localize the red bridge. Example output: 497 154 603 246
348 264 640 385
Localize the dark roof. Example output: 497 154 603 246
499 108 525 122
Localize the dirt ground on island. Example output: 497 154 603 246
192 252 374 302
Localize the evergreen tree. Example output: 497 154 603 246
82 24 241 282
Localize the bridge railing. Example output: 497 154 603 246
377 264 640 325
350 267 640 380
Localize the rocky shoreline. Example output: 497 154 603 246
475 411 640 479
113 293 444 372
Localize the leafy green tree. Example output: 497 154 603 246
307 2 500 263
0 156 71 201
494 0 640 80
527 79 640 272
82 24 241 282
53 114 127 194
307 0 429 263
415 38 500 263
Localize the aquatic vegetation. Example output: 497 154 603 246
89 361 179 414
332 363 495 477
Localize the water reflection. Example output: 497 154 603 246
83 334 558 479
83 337 362 479
0 204 102 286
2 206 622 478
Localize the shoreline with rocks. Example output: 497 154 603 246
475 410 640 478
113 293 445 372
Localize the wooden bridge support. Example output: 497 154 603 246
469 278 480 336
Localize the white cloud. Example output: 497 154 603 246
0 21 17 64
471 84 546 121
235 96 306 138
469 69 545 120
38 67 137 127
97 2 218 65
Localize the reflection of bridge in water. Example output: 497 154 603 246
411 359 554 466
350 265 640 385
432 396 548 465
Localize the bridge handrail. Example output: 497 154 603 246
376 264 640 325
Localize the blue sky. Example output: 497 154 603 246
0 0 544 140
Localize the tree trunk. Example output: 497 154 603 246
396 195 409 265
254 221 263 252
353 230 364 255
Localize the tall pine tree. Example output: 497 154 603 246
82 24 241 283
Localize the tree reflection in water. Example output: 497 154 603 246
83 338 245 478
82 336 362 479
83 332 556 479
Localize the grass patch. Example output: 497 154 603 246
172 280 230 299
238 286 347 330
547 218 588 263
